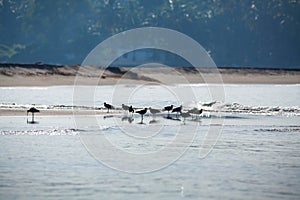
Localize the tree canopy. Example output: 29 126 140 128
0 0 299 68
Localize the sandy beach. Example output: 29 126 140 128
0 63 299 86
0 63 299 116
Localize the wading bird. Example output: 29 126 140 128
27 107 40 123
135 108 147 123
180 112 191 124
122 104 130 112
149 107 161 116
172 105 182 117
129 105 134 116
202 101 216 107
163 105 173 117
188 108 203 119
104 102 114 113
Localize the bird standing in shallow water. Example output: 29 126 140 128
163 105 173 117
135 108 147 123
27 107 40 123
188 108 203 119
129 105 134 116
104 102 114 113
122 104 130 112
180 112 191 124
172 105 182 117
149 107 160 116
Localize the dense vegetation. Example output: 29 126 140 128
0 0 299 68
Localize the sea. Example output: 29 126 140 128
0 84 300 199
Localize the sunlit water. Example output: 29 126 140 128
0 84 300 199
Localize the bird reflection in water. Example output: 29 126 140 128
149 119 159 124
121 116 134 124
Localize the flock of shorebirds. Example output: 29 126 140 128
104 102 203 123
25 102 204 124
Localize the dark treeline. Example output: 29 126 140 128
0 0 299 68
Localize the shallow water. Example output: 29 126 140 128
0 84 300 199
0 84 299 106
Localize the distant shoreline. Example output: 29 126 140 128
1 62 299 71
0 63 299 86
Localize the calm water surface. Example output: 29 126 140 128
0 84 300 199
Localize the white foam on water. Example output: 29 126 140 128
0 128 80 136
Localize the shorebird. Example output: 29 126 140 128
135 108 147 123
27 107 40 122
104 102 114 113
149 107 161 116
188 108 203 119
163 104 173 117
202 101 216 107
129 105 134 116
122 104 130 112
180 112 191 124
172 105 182 117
